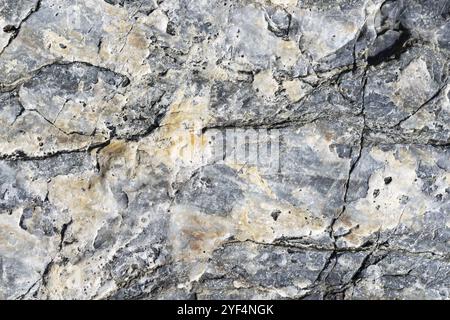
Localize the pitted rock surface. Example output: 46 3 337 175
0 0 449 300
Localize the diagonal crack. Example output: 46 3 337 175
0 0 42 58
390 81 448 129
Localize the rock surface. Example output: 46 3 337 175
0 0 449 300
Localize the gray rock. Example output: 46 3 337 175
0 0 448 300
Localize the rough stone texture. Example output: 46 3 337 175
0 0 449 300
